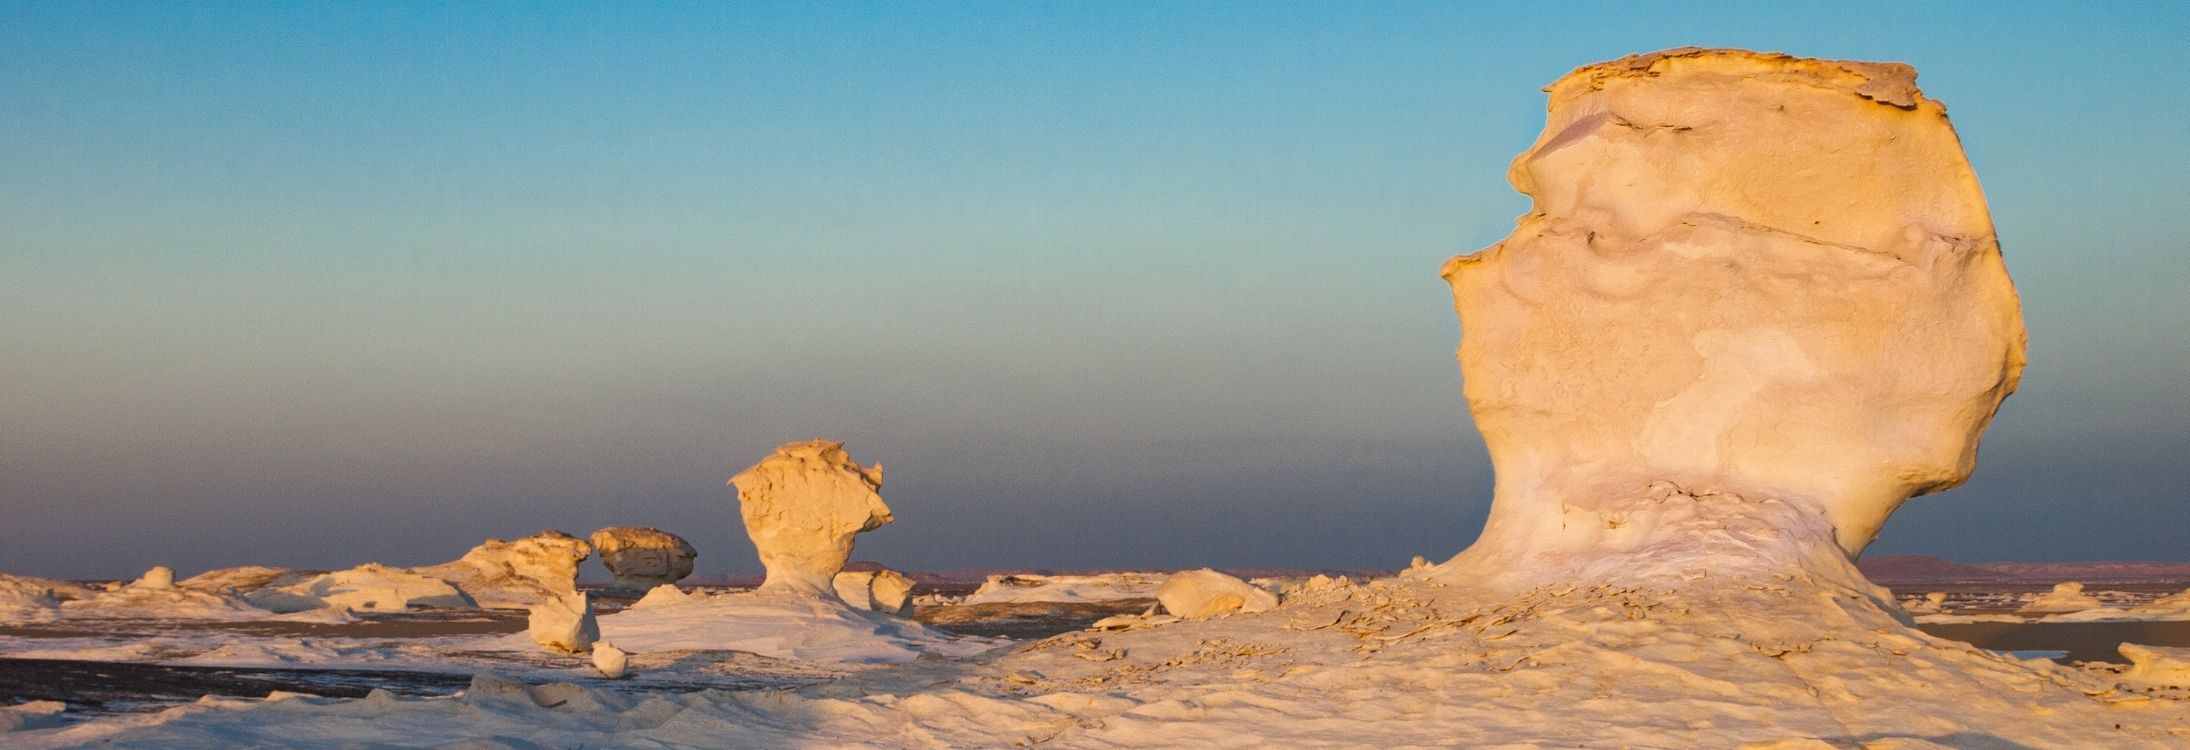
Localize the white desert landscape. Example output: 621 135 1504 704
3 47 2188 747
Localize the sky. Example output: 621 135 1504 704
2 2 2184 579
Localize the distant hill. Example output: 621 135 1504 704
681 557 2190 588
1974 561 2190 584
1857 555 2017 584
1858 555 2190 585
683 563 1396 587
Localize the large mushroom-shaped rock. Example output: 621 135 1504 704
589 527 697 593
728 440 891 596
419 530 592 608
1438 48 2024 588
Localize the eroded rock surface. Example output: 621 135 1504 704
589 526 697 593
833 567 916 616
1439 48 2025 587
1157 569 1278 619
527 592 599 654
419 530 592 608
728 440 891 595
246 564 476 613
2020 582 2104 614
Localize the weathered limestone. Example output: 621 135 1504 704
2019 582 2103 614
592 641 628 678
0 576 62 623
2120 643 2190 688
589 527 697 593
833 568 916 616
728 440 891 595
526 591 599 654
627 583 694 610
1156 569 1278 619
132 566 176 590
245 564 476 613
421 530 592 608
1438 48 2025 587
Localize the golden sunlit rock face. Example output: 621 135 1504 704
1442 48 2026 579
589 526 698 593
729 440 892 595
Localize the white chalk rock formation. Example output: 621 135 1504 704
62 567 272 620
178 566 311 596
961 572 1168 605
627 583 694 610
1438 48 2024 587
590 527 698 593
0 574 94 603
132 566 176 590
245 564 477 613
1904 591 1950 614
578 440 982 663
39 50 2190 750
592 641 628 678
527 592 599 654
729 440 891 595
833 568 916 616
1156 569 1278 619
2129 588 2190 620
178 534 587 612
2120 643 2190 688
2019 582 2104 614
420 530 592 609
0 699 67 733
0 575 63 623
593 585 985 663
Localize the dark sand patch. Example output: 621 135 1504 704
0 609 527 641
0 657 475 714
1918 620 2190 663
916 599 1155 640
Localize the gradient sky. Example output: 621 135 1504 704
3 2 2184 579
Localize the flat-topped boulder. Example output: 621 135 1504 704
589 526 698 593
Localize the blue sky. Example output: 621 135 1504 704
2 2 2184 578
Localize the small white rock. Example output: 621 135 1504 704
592 640 628 679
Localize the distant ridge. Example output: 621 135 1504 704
676 557 2190 588
1974 560 2190 583
677 564 1397 588
1857 555 2016 583
1859 555 2190 584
